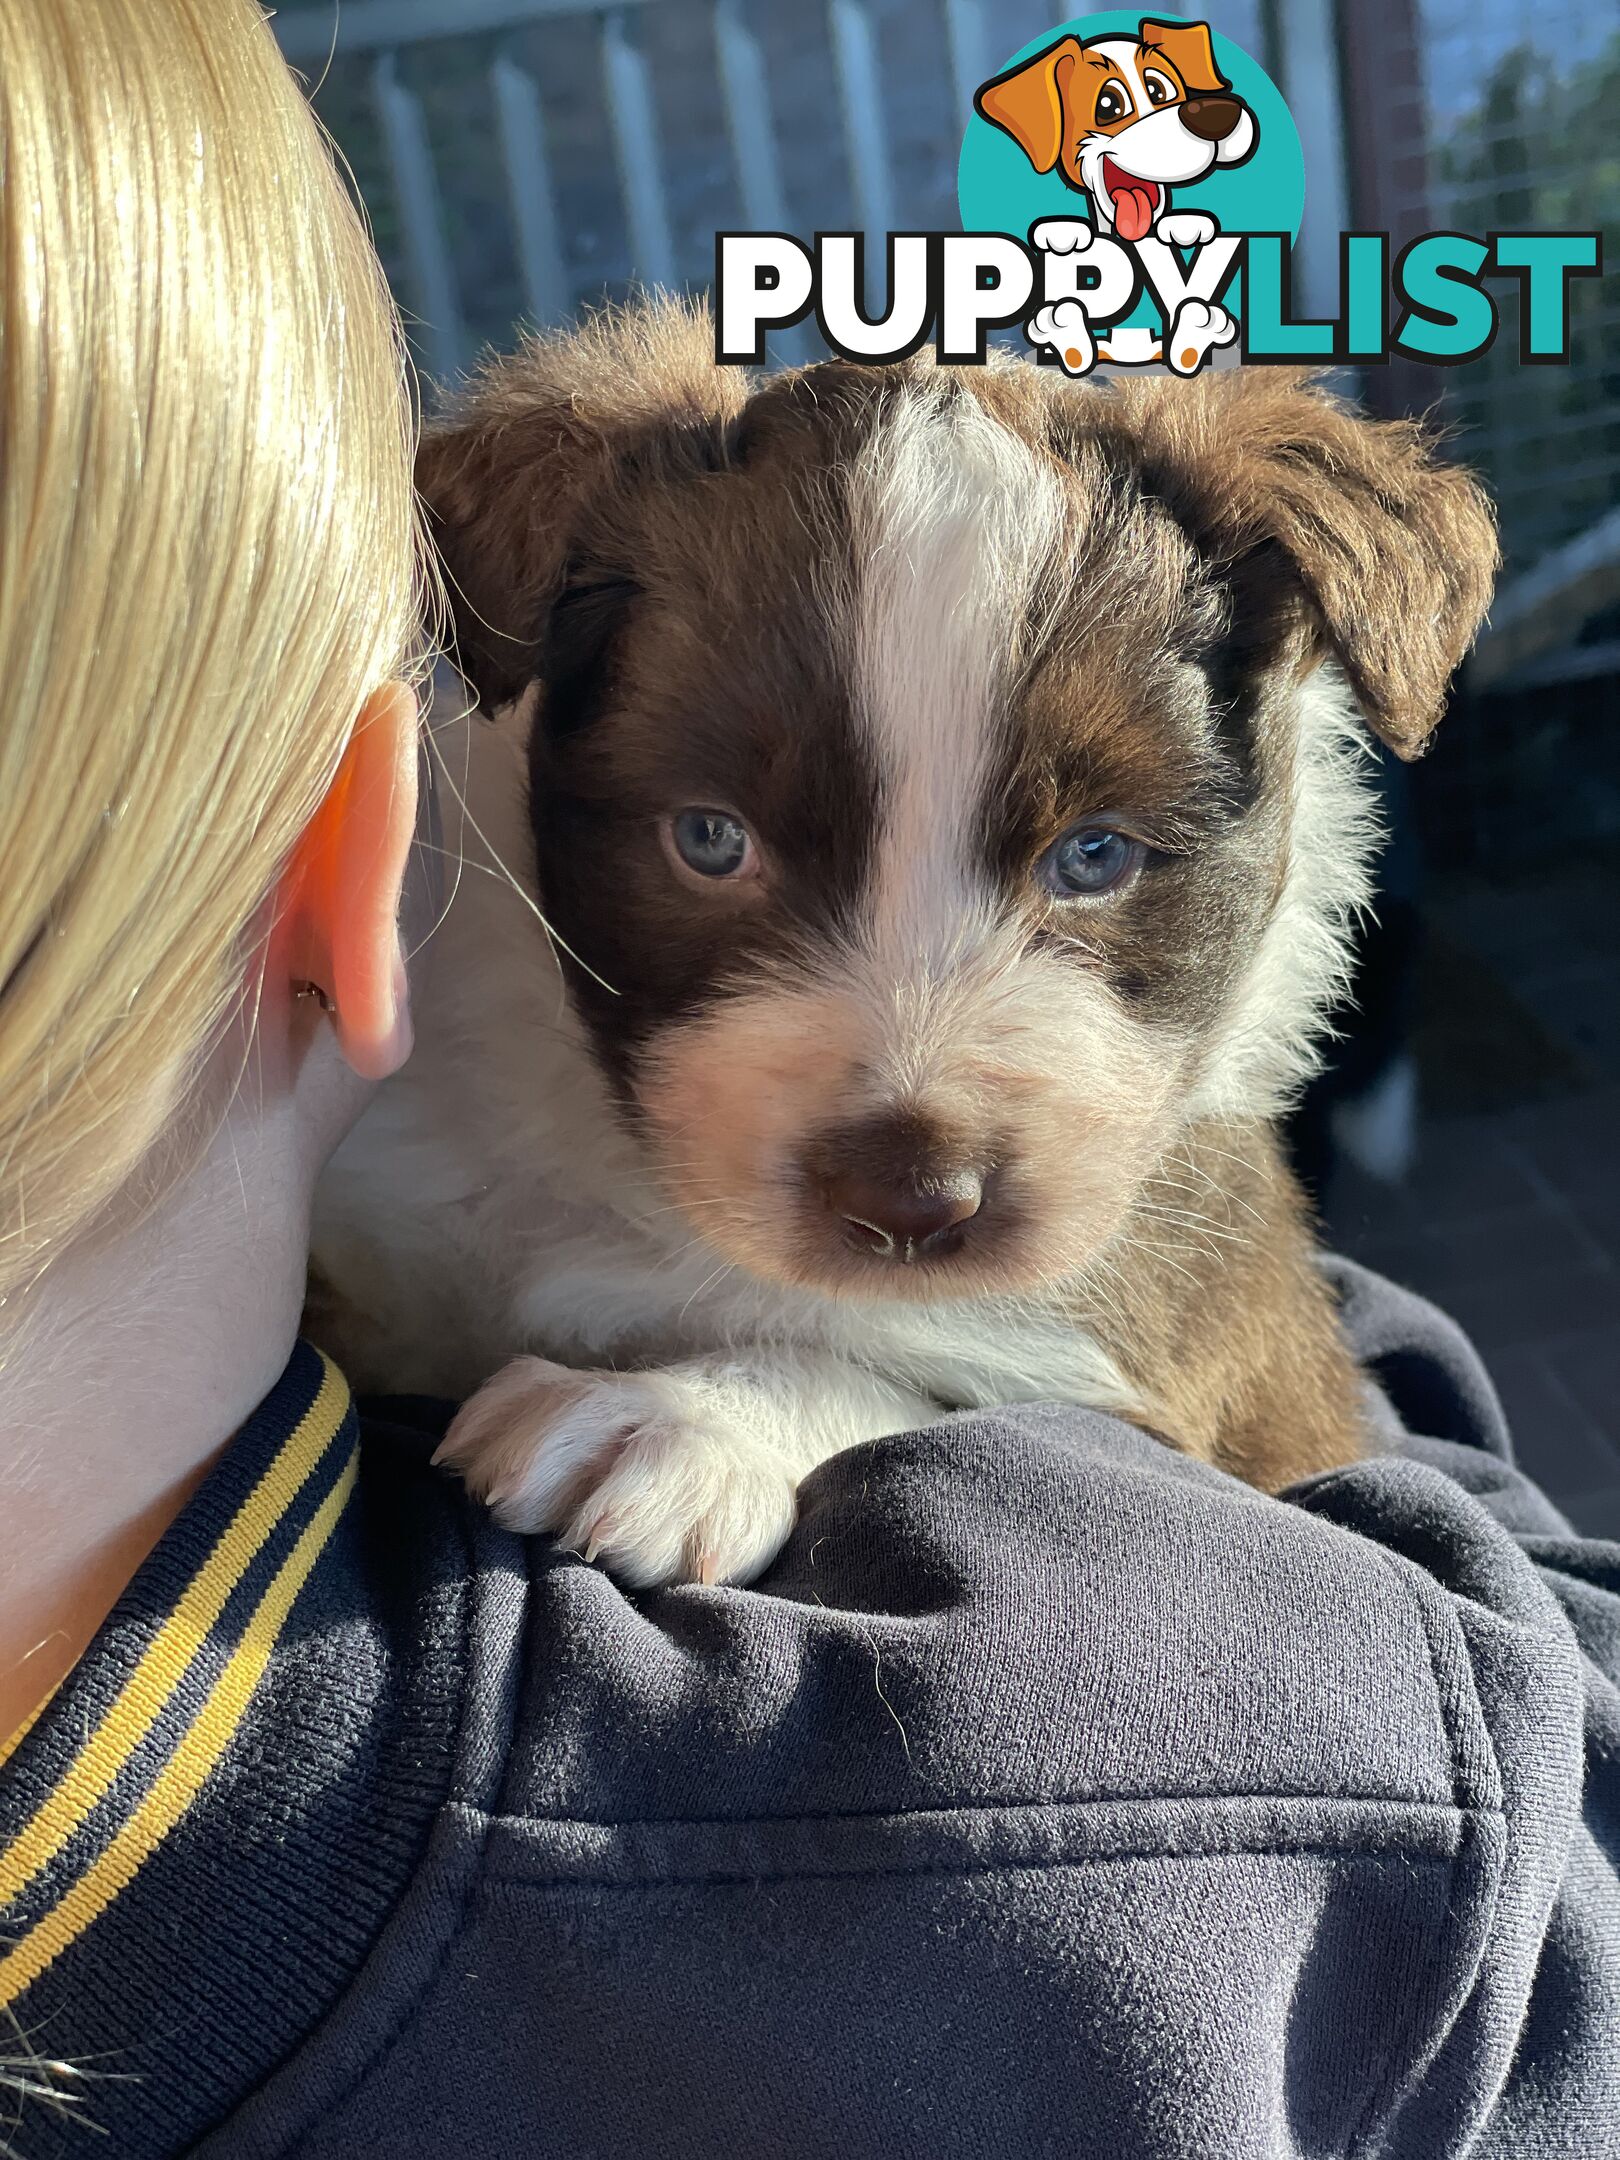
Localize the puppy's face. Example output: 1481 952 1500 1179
422 318 1495 1305
528 389 1253 1301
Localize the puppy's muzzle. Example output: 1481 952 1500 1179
1179 95 1245 143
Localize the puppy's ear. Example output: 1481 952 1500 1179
1106 369 1498 758
416 296 746 712
973 38 1083 176
1139 19 1229 96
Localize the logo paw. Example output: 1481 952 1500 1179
1166 297 1237 374
1156 211 1219 250
1029 219 1098 258
1027 300 1096 376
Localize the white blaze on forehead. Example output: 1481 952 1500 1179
849 388 1065 981
1086 37 1151 110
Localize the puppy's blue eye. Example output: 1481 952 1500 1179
1041 826 1142 898
669 808 755 879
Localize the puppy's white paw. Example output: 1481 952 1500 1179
1027 299 1096 376
1029 218 1097 257
1166 297 1237 374
1156 211 1218 249
434 1358 800 1587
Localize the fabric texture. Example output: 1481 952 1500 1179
2 1263 1616 2158
0 1348 475 2158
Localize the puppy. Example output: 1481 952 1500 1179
975 17 1257 240
312 299 1495 1587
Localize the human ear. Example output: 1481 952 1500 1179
279 679 419 1081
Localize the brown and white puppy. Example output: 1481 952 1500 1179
312 299 1496 1586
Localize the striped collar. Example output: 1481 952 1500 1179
0 1343 356 2008
0 1342 472 2157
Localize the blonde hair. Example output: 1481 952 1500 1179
0 0 426 1309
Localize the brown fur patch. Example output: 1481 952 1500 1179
1081 1117 1366 1490
1086 366 1500 756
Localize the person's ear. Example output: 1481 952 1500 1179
279 679 418 1081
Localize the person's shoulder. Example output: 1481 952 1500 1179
349 1387 529 1751
196 1332 1615 2160
348 1388 479 1592
489 1402 1509 1830
242 1405 1596 2160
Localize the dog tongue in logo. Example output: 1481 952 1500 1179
1102 159 1160 242
1115 185 1157 241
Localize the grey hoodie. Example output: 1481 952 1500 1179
5 1260 1615 2158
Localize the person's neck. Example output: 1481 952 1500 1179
0 1090 317 1742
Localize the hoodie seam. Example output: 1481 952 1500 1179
475 1844 1468 1895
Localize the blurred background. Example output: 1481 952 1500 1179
275 0 1620 1525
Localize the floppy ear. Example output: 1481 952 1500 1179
1102 369 1498 758
1139 18 1229 96
417 296 745 713
973 37 1082 176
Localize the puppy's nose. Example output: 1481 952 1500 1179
1180 94 1243 141
818 1169 983 1261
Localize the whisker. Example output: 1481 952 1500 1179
678 1260 738 1327
423 726 621 1000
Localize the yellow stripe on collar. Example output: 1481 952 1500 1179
0 1690 52 1774
0 1443 358 2008
0 1354 349 1913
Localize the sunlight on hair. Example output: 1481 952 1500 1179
0 0 439 1320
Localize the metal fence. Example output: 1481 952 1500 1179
274 0 1314 381
275 0 988 377
1401 0 1620 586
274 0 1620 680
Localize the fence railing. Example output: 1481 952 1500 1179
274 1 1341 384
275 0 1620 759
276 0 1029 377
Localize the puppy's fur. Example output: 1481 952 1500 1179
312 301 1496 1586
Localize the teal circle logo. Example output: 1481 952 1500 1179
958 14 1304 335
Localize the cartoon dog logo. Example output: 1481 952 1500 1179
974 17 1257 243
